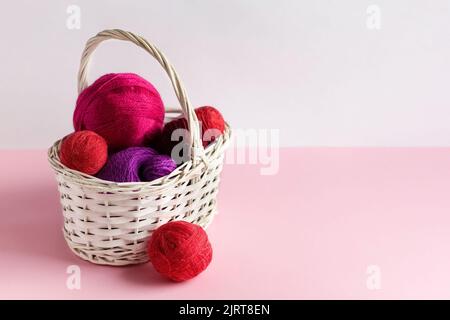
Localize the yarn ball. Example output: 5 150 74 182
156 106 226 158
59 130 108 175
96 147 176 183
74 73 165 150
140 155 177 182
148 221 213 282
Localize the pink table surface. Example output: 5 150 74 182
1 148 450 299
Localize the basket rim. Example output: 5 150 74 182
48 124 231 192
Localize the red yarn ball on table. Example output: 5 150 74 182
148 221 213 282
74 73 165 150
156 106 226 157
59 130 108 175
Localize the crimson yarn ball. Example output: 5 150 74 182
148 221 213 282
74 73 165 150
59 130 108 175
156 106 226 157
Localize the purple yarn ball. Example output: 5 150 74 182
141 155 178 181
96 147 176 183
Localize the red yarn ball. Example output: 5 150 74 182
156 106 226 157
74 73 165 150
148 221 213 282
59 130 108 175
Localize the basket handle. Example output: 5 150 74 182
77 29 204 160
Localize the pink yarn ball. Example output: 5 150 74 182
73 73 165 150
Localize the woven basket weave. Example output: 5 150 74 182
48 29 231 266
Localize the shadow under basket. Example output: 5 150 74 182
47 29 231 266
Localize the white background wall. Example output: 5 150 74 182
1 0 450 148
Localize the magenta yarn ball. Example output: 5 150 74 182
73 73 165 150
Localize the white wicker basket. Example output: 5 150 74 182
48 29 231 266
